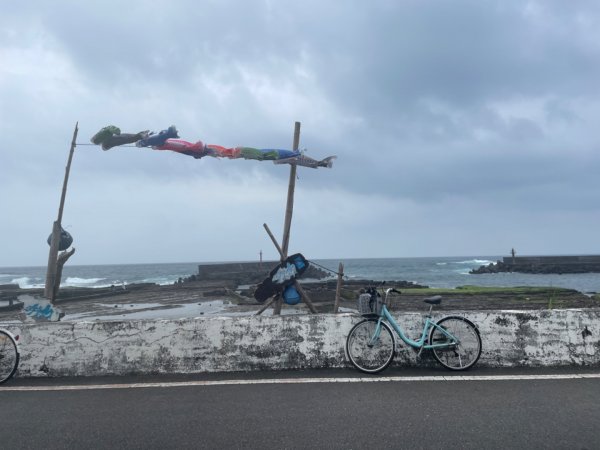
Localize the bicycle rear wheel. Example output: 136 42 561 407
429 316 481 370
346 319 395 374
0 330 19 384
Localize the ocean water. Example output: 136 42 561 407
1 257 599 294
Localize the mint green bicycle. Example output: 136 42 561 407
0 328 19 384
346 287 482 373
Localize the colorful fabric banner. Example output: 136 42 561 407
90 125 335 169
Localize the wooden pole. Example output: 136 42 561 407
333 262 344 313
53 248 76 299
281 121 300 258
44 122 79 301
258 123 319 316
44 221 61 300
273 122 301 315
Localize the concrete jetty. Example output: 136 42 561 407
471 255 600 274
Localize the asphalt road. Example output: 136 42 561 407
1 368 599 449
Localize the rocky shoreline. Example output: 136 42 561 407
1 258 599 322
1 277 598 323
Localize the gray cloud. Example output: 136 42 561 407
1 0 599 265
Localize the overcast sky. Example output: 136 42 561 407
1 0 599 267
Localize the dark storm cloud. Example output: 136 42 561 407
2 0 600 264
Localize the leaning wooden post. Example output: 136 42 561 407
44 122 78 301
263 223 284 258
292 280 317 313
256 295 278 316
333 262 344 313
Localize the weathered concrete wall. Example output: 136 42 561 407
2 309 599 378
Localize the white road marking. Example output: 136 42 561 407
1 373 599 392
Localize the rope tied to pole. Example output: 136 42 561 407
306 260 347 278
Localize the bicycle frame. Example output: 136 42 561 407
369 304 458 351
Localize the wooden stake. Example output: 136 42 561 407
273 294 283 315
293 280 317 314
333 262 344 313
256 295 278 315
44 122 79 301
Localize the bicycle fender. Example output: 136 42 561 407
436 315 480 331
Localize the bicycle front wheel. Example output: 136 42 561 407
346 319 395 374
0 330 19 384
429 316 481 371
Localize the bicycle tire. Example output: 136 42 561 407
346 319 395 374
0 330 19 384
429 316 481 371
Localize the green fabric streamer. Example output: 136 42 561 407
91 125 121 145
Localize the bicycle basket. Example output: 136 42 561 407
357 292 383 316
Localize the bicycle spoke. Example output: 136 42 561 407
430 317 481 371
0 331 19 384
346 319 395 373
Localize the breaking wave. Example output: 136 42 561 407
454 259 493 265
142 276 185 286
63 277 107 287
10 277 45 289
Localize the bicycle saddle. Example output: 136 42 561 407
423 295 442 305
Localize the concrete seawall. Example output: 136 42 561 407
2 309 599 378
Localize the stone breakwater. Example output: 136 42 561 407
471 255 600 275
185 260 332 284
2 309 599 378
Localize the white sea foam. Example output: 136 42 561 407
454 259 493 265
64 277 106 286
11 277 45 289
142 277 178 286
